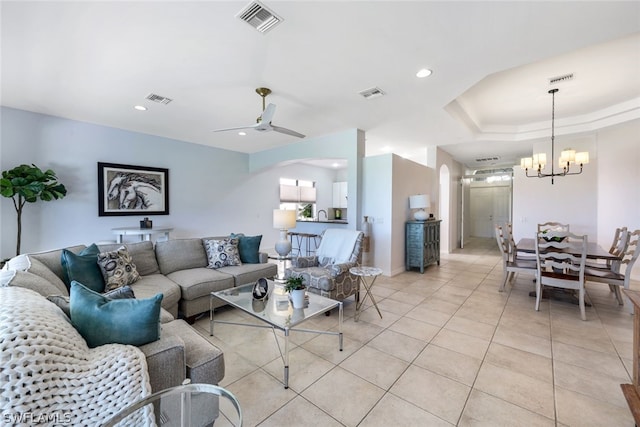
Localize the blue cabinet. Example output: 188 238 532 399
405 220 441 273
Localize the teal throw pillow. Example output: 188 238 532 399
231 233 263 264
61 244 104 292
70 281 162 348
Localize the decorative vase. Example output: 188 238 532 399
290 288 306 309
361 216 371 266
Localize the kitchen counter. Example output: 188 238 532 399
297 219 348 224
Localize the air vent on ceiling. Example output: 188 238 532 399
236 1 283 34
475 156 500 163
548 73 574 85
359 87 386 99
146 93 173 105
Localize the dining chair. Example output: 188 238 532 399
585 226 628 270
506 222 536 262
585 229 640 312
537 222 570 233
535 230 588 320
495 225 537 292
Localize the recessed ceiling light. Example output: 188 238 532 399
134 105 147 111
416 68 432 78
238 131 247 136
380 146 392 152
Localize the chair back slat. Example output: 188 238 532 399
537 222 570 233
535 231 587 280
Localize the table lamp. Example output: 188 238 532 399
409 194 430 221
273 209 296 257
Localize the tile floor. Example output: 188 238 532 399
192 237 638 426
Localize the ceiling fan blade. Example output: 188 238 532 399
260 103 277 125
212 123 258 133
271 124 306 138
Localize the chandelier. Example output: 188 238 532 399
520 88 589 184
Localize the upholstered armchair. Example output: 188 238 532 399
285 229 364 301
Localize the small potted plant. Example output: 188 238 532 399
284 276 306 309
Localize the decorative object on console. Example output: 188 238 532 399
98 162 169 216
273 209 296 257
140 217 153 229
520 89 589 185
409 194 430 221
361 216 371 266
0 163 67 255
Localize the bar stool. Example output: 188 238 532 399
288 232 320 257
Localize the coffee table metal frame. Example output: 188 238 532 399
210 281 343 389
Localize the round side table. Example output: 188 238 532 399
102 383 242 427
350 266 383 321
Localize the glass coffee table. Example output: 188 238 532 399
210 280 343 389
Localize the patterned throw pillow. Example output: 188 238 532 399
203 238 242 269
97 246 140 291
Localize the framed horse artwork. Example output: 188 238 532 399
98 162 169 216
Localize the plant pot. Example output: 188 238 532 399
290 288 306 309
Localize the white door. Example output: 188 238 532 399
470 185 511 238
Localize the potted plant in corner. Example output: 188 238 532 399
0 164 67 256
284 276 306 309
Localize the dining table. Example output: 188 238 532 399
516 237 621 306
515 237 619 260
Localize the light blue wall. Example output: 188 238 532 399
0 107 361 258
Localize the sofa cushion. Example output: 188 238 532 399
29 244 87 282
70 281 162 348
130 273 181 312
217 263 278 288
26 258 69 295
98 241 160 276
97 246 140 291
230 233 263 264
60 244 104 292
155 238 208 275
6 270 68 298
203 238 242 269
166 267 234 301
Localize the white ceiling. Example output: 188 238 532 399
2 1 639 170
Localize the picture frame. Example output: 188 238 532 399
98 162 169 216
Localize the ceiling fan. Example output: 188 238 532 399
212 87 305 138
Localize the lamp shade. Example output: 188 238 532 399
409 194 430 209
273 209 296 229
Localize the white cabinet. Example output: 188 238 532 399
332 181 348 208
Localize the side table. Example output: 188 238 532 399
102 383 242 426
350 266 383 321
268 255 292 282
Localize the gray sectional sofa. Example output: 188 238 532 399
3 235 277 394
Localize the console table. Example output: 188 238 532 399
405 220 441 273
111 227 173 244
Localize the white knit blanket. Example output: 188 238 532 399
0 287 154 426
316 229 360 264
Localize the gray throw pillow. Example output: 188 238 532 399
203 238 242 269
97 246 140 291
